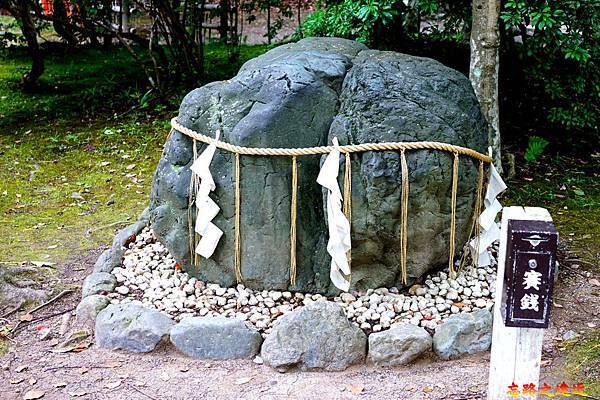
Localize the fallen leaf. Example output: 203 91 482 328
51 331 90 353
589 278 600 287
235 377 252 385
19 313 33 322
15 365 29 373
347 384 364 394
423 386 434 393
23 390 45 399
67 390 87 397
453 302 466 309
105 380 122 389
10 378 24 384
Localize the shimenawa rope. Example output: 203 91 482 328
176 118 491 289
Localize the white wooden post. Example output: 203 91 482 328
488 206 553 400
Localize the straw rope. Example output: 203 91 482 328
473 160 485 266
290 156 298 286
177 117 493 288
448 153 459 279
343 153 352 268
192 140 201 268
400 150 409 285
187 150 196 266
172 118 493 163
234 153 243 283
458 160 486 272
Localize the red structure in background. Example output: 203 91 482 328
41 0 74 16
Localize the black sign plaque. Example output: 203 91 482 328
501 219 559 328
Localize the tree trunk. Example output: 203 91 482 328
469 0 502 172
52 0 78 46
17 1 45 88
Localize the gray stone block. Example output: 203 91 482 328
170 316 262 359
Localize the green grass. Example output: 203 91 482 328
565 332 600 396
0 42 271 263
0 42 272 128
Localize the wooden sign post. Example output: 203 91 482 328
488 206 558 400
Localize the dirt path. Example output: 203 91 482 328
0 246 598 400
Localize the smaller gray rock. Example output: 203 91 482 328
433 309 492 360
75 295 110 324
261 301 366 371
368 323 432 366
93 247 124 274
111 209 149 250
81 272 117 298
95 304 174 352
170 317 262 359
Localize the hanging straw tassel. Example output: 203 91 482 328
343 152 352 267
458 159 486 271
448 152 459 279
187 140 201 269
400 150 409 285
290 156 298 286
192 140 201 268
187 164 196 265
472 160 485 266
234 153 243 283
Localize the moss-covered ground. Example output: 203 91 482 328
0 43 270 264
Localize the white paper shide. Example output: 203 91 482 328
317 138 352 291
190 132 223 258
470 162 507 266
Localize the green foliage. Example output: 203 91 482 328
301 0 469 46
524 136 549 163
0 43 271 127
501 0 599 133
0 16 24 50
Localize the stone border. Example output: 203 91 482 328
76 219 494 370
76 208 150 326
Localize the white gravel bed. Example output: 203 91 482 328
109 228 497 337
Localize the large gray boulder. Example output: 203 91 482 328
260 301 367 371
329 50 486 289
149 37 486 293
95 304 174 352
368 323 432 366
170 317 262 359
433 309 492 360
